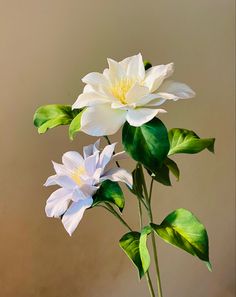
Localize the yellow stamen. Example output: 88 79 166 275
71 166 86 186
111 78 135 104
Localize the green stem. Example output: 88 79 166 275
139 165 163 297
146 271 156 297
102 203 133 232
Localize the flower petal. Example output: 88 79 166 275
62 198 93 236
44 175 76 189
52 161 68 175
62 151 84 171
157 80 196 100
107 58 125 82
144 63 174 92
126 108 163 127
99 143 117 168
84 152 99 176
101 168 133 188
82 72 109 87
72 185 97 201
126 84 150 105
125 53 145 79
72 92 111 109
80 104 127 136
83 139 100 159
45 188 71 218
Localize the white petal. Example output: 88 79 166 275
44 175 76 189
72 185 97 201
144 63 174 92
126 108 160 127
107 58 125 82
126 84 150 105
80 104 127 136
112 151 129 163
126 53 145 79
52 161 68 175
62 198 93 236
82 72 109 86
45 188 71 218
84 152 99 176
62 151 84 171
157 80 196 100
136 94 165 106
72 92 110 109
83 139 100 159
99 143 116 168
101 168 133 188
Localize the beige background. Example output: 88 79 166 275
0 0 235 296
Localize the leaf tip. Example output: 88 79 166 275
206 261 212 272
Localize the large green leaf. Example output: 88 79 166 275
139 226 152 274
122 118 170 173
168 128 215 155
33 104 81 134
69 110 84 140
92 180 125 212
119 232 144 278
151 208 211 270
131 164 144 197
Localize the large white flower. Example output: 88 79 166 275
44 140 132 236
72 53 195 136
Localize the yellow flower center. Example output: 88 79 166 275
111 78 135 104
71 166 86 186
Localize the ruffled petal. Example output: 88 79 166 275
126 108 163 127
126 84 150 105
80 104 127 136
44 175 76 189
157 80 196 100
99 143 117 168
144 63 174 92
62 198 93 236
125 53 145 80
45 188 71 218
83 139 100 159
101 168 133 188
72 92 111 109
82 72 109 87
62 151 84 171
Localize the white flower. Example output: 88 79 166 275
44 140 132 236
72 53 195 136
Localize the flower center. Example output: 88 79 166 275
71 166 86 186
111 78 134 104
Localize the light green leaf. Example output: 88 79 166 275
119 231 144 278
92 180 125 212
168 128 215 155
69 110 84 140
33 104 81 134
139 226 152 274
122 118 170 173
151 208 211 270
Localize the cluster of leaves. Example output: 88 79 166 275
33 61 215 280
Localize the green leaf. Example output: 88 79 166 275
139 226 152 274
69 110 84 140
92 180 125 212
146 157 179 186
144 60 152 70
168 128 215 155
119 232 144 278
122 118 170 173
33 104 81 134
151 208 211 270
132 164 144 197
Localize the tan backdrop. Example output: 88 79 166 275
0 0 235 296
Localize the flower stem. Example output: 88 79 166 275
146 271 156 297
139 165 164 297
101 203 133 232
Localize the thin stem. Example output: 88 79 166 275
139 165 163 297
138 200 143 229
146 271 156 297
102 203 133 232
104 136 120 167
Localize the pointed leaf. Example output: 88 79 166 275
33 104 81 134
165 157 180 181
151 208 211 270
92 180 125 211
132 165 144 197
119 232 144 278
69 110 84 140
122 118 170 173
168 128 215 155
139 226 152 274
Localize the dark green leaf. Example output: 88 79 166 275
165 157 180 181
144 60 152 70
168 128 215 155
119 231 144 278
122 118 170 173
151 208 211 270
132 165 144 197
139 226 152 274
92 180 125 212
69 110 84 140
33 104 81 134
